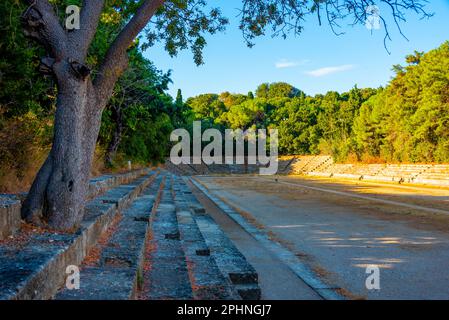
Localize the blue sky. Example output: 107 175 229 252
144 0 449 99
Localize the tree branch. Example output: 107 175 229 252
21 0 68 59
69 0 106 61
94 0 166 103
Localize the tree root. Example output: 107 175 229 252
21 155 53 225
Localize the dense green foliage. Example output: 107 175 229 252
0 1 55 191
353 43 449 163
185 42 449 163
99 48 187 166
186 83 377 159
0 0 446 193
0 0 185 191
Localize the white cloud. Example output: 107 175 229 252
305 64 356 77
275 59 310 69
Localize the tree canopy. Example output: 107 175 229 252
185 41 449 163
0 0 436 229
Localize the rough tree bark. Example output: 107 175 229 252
21 0 166 231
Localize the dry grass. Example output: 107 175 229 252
136 177 165 300
0 141 49 194
136 231 156 300
90 146 106 178
0 155 47 193
0 112 52 193
0 141 152 194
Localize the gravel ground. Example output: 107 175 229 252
197 175 449 300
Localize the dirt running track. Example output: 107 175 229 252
196 175 449 300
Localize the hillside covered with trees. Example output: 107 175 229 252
1 0 447 195
185 41 449 164
0 0 186 192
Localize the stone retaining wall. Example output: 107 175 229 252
0 195 21 239
0 171 155 300
0 168 149 240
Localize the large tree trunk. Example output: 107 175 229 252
22 71 103 230
20 0 166 231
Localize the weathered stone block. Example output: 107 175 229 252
0 195 21 240
0 171 155 300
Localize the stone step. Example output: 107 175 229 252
88 168 150 200
193 214 261 300
172 176 240 300
0 170 156 300
0 169 151 241
0 195 21 240
55 174 164 300
186 178 261 300
142 175 193 300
